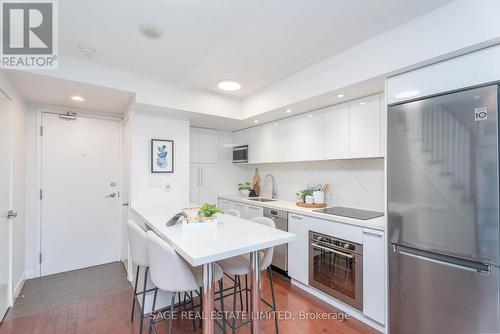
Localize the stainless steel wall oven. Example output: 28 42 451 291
309 231 363 310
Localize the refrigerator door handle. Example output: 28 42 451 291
394 244 491 274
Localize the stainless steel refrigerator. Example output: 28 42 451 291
388 85 500 334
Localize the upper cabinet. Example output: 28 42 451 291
299 111 324 161
276 117 300 162
324 103 349 160
231 93 384 164
349 95 382 158
190 127 218 164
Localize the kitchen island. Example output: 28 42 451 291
131 205 295 334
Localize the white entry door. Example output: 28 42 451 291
0 93 12 320
41 113 121 276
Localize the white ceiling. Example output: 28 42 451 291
60 0 453 97
5 71 134 114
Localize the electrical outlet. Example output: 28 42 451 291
164 183 172 192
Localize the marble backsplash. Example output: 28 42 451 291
240 158 385 212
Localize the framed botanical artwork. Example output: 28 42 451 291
151 139 174 173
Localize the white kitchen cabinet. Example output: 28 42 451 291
275 116 300 162
349 95 382 158
299 111 324 161
362 228 385 324
218 199 235 211
190 163 218 205
288 213 309 285
244 204 264 220
380 93 387 157
256 123 277 163
190 127 218 164
324 103 349 159
233 202 247 218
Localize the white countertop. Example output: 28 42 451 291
131 205 296 266
219 195 386 231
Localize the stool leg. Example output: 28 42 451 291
168 293 176 334
139 267 149 334
244 275 249 312
190 291 196 331
237 275 244 311
268 268 279 334
219 279 227 334
231 276 238 334
131 265 140 321
149 288 158 334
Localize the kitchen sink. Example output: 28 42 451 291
248 198 277 202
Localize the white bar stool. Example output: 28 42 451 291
127 220 157 334
217 216 279 334
146 231 226 334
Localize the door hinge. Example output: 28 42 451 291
39 189 43 200
39 253 42 264
40 125 43 137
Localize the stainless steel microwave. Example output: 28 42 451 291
232 145 248 163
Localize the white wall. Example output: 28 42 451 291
0 71 27 298
243 0 500 117
129 111 190 207
240 159 385 212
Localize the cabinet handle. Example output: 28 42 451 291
363 231 383 238
290 215 303 220
201 168 203 186
197 168 200 186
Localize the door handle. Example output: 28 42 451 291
1 210 17 219
105 192 117 198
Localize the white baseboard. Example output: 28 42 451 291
13 274 25 300
291 279 385 333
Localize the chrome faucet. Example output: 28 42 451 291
265 174 277 199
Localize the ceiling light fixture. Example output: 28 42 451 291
395 90 421 99
218 81 241 91
285 109 292 113
70 96 85 102
360 102 366 105
307 114 313 118
253 119 259 123
138 23 163 39
274 123 279 126
337 94 345 98
78 44 95 58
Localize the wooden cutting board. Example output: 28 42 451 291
296 202 327 208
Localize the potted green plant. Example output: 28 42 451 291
238 182 252 197
198 203 224 218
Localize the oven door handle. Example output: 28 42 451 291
311 242 354 259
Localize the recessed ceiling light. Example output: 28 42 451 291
253 119 259 123
78 44 95 58
274 123 279 126
218 81 241 91
395 90 420 99
337 94 345 98
70 96 85 102
138 23 163 39
360 102 366 105
285 109 292 113
307 114 313 118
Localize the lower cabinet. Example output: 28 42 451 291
362 228 386 324
244 204 263 219
218 199 263 220
287 214 309 285
218 199 235 211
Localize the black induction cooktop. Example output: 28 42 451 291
312 206 384 220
